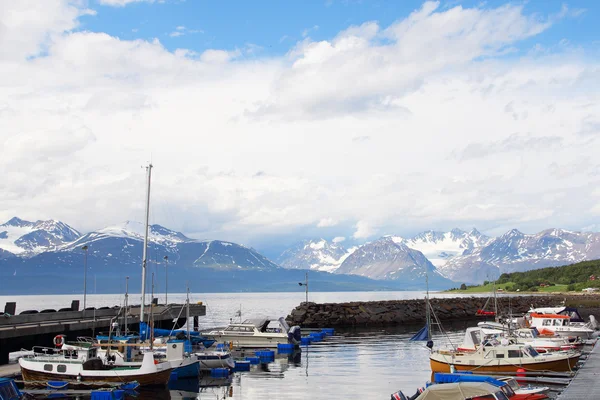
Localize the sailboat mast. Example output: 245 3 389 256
186 285 191 341
124 276 129 335
140 163 153 325
426 270 431 341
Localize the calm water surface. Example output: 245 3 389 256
1 291 494 399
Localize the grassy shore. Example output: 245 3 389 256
446 282 571 293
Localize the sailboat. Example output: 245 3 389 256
409 271 439 349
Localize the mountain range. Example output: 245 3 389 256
0 217 411 294
2 216 600 294
277 228 600 285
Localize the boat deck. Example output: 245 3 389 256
557 341 599 399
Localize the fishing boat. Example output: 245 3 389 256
430 342 580 373
18 343 173 388
202 317 301 348
466 326 578 353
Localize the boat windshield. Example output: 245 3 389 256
523 345 539 357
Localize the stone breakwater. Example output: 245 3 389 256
285 295 600 328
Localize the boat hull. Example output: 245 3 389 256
20 366 173 388
430 354 580 374
203 334 288 348
196 354 235 370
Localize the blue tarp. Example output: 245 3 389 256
434 373 504 387
409 325 429 341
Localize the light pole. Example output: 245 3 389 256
82 245 89 310
298 272 308 304
164 255 168 304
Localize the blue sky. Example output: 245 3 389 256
82 0 596 57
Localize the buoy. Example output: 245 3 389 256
300 337 311 346
234 360 251 372
516 368 526 384
229 341 233 351
53 335 65 348
450 364 456 373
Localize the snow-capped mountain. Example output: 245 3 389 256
277 239 355 272
439 228 600 283
56 221 279 271
391 228 491 267
334 237 452 286
0 217 80 256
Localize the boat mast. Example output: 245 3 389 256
426 270 432 342
493 279 498 323
124 276 129 335
140 163 153 325
186 284 191 341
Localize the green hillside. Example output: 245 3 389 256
447 259 600 293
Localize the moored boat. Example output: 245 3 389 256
430 343 580 374
18 343 173 388
202 317 301 348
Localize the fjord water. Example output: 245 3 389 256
1 291 485 399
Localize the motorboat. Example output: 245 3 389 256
392 381 511 400
528 306 598 330
18 343 173 388
430 341 580 374
526 312 595 339
433 373 549 399
194 349 235 370
497 377 549 396
202 317 301 348
470 325 579 352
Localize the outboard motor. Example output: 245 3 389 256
390 390 408 400
288 326 302 345
589 315 598 330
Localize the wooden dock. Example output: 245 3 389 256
0 363 20 378
557 341 599 399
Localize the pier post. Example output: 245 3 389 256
4 302 16 316
0 339 8 365
193 316 199 331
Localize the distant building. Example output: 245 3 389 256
582 288 598 293
590 275 596 281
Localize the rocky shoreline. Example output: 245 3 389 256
286 295 600 328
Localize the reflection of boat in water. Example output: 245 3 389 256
202 317 301 348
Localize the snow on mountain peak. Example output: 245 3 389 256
278 238 354 272
0 217 80 256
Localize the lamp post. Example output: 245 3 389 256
82 245 89 310
164 255 168 305
298 272 308 304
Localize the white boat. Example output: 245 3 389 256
526 312 595 339
18 343 173 388
413 382 508 400
202 317 301 348
473 325 579 352
498 377 549 396
194 350 235 370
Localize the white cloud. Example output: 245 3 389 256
332 236 346 243
98 0 156 7
169 31 184 37
0 1 599 249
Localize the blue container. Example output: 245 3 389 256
91 390 125 400
309 333 322 342
322 328 335 336
255 350 275 363
245 356 260 364
216 343 226 350
210 368 230 378
234 360 251 371
277 343 295 351
300 337 312 346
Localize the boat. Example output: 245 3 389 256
526 312 595 339
497 377 549 397
194 350 235 370
430 342 580 373
202 317 301 348
392 381 511 400
467 326 578 353
0 377 22 400
528 306 598 330
433 373 549 399
18 343 173 388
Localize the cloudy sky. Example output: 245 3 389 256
1 0 599 256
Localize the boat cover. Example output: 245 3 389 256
415 382 502 400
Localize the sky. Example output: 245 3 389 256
1 0 599 258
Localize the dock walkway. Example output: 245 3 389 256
558 341 599 399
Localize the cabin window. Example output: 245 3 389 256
44 364 53 371
57 365 67 373
495 353 505 358
484 351 495 359
542 319 551 326
553 319 563 326
507 350 522 358
470 331 481 346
